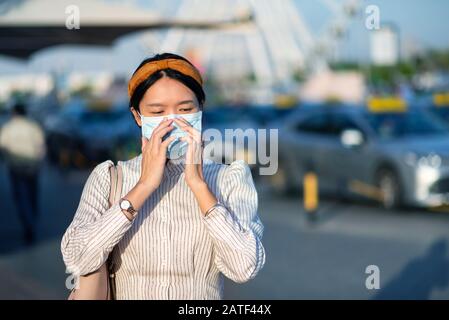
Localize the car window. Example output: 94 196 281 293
203 109 246 126
330 113 363 136
295 112 332 135
365 110 449 139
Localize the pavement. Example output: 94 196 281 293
1 160 449 299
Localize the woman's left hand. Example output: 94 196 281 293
175 117 205 190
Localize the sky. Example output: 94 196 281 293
0 0 448 74
323 0 449 62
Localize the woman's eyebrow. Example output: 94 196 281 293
145 100 194 107
177 100 195 106
145 103 165 107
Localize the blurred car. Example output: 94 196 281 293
240 104 298 127
421 93 449 127
202 105 298 174
269 103 449 209
202 107 259 171
44 98 140 168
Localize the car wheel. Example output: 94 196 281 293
376 168 402 209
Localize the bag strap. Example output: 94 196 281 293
108 163 123 207
107 162 123 300
115 165 123 204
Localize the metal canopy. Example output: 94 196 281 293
0 15 253 59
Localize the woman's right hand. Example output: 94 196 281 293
138 117 176 192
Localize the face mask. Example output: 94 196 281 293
138 110 202 159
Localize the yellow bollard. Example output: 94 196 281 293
304 172 318 218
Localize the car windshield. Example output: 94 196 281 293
364 110 449 139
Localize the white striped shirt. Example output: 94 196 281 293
61 154 265 300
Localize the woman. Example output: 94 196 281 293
61 53 266 300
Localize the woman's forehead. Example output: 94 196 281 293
145 77 194 95
142 77 196 101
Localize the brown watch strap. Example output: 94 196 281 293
120 198 137 221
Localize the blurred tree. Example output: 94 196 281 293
427 49 449 71
292 68 307 83
329 61 361 71
71 85 93 98
10 90 32 104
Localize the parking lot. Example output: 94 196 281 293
1 160 448 299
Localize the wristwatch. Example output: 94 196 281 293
119 198 137 220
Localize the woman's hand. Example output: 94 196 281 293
175 117 205 190
176 117 219 216
138 117 176 192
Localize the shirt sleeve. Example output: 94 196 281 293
202 160 266 283
61 160 133 276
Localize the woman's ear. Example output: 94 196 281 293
130 106 142 127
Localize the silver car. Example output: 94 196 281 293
270 105 449 209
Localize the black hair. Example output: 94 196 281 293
129 53 206 118
12 103 26 116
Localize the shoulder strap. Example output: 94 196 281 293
115 165 123 204
107 162 123 300
108 165 117 208
108 163 123 208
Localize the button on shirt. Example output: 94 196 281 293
61 154 266 299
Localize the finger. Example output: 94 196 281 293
184 130 202 145
151 118 174 139
148 117 171 149
183 135 194 165
141 136 148 152
161 134 177 146
176 122 201 141
152 124 175 145
174 117 192 127
180 135 193 149
160 135 177 151
193 138 203 165
183 135 201 165
174 118 194 132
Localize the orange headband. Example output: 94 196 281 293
128 58 203 98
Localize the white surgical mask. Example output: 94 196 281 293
138 110 202 159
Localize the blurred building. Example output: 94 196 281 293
370 24 400 66
300 70 366 104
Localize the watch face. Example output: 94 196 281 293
120 199 131 210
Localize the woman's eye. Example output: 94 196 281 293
180 108 193 112
152 111 164 114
